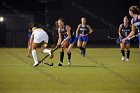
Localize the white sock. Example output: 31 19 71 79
43 49 51 55
32 49 38 64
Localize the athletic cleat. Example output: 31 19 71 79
33 63 39 67
82 51 86 57
82 54 85 57
58 62 63 66
50 49 54 59
126 58 129 62
68 59 72 66
121 56 125 61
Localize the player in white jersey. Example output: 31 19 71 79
26 24 54 67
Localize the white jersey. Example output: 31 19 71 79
32 28 49 43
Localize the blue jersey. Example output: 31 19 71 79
133 15 140 33
121 23 131 38
28 31 32 40
79 24 89 35
60 25 76 43
133 15 140 45
60 25 75 39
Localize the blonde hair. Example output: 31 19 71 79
129 6 139 14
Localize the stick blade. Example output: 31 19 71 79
49 63 53 66
44 62 53 66
116 38 121 44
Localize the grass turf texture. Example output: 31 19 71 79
0 48 140 93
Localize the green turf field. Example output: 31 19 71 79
0 48 140 93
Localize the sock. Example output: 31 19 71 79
67 52 71 60
43 49 51 55
121 50 125 57
60 51 64 63
83 48 86 55
126 50 130 59
32 49 38 64
79 47 83 51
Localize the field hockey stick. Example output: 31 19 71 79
116 38 121 44
38 45 59 66
108 36 119 42
108 36 122 44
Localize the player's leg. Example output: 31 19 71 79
58 47 65 66
120 42 125 61
67 42 74 66
58 41 68 66
81 36 88 57
77 36 83 55
32 43 39 67
82 42 87 57
126 43 130 62
32 33 46 67
41 42 54 59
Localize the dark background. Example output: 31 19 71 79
0 0 139 47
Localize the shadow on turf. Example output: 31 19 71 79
37 64 100 67
69 65 100 67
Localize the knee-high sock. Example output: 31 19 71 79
83 48 86 55
79 47 83 51
60 51 64 63
126 50 130 59
32 49 38 64
67 52 71 59
121 50 125 57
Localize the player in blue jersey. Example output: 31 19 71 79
57 18 76 66
118 16 131 61
76 17 93 57
122 6 140 49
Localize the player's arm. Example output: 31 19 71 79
138 15 140 20
61 25 71 46
76 24 80 37
122 19 136 43
129 25 135 38
26 33 34 57
126 19 136 39
64 25 71 41
57 28 62 46
87 25 93 34
118 24 122 37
